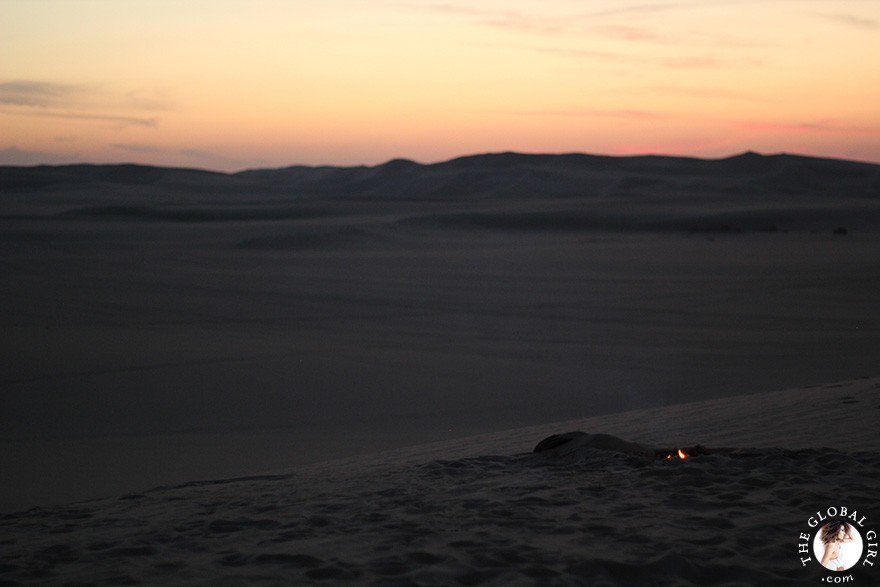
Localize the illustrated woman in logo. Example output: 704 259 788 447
820 521 854 571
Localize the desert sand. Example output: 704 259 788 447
1 152 879 583
1 377 878 585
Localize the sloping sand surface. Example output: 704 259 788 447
1 377 878 586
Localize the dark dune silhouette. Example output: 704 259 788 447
1 151 879 512
5 151 878 231
231 151 880 202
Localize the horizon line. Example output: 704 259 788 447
3 149 879 176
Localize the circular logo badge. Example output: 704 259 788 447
812 521 864 572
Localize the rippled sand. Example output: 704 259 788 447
2 378 878 586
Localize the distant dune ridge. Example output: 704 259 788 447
3 152 879 235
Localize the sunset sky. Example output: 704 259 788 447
2 0 879 171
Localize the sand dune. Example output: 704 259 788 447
1 377 878 586
1 151 879 518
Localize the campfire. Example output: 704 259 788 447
660 445 711 460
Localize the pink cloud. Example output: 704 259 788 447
731 120 880 135
517 108 669 121
593 25 665 43
536 46 749 69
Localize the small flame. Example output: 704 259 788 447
677 448 687 460
666 453 672 459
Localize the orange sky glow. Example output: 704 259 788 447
2 0 879 171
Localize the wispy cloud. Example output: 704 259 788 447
516 108 669 120
0 79 166 129
593 25 665 43
428 2 685 24
59 112 158 127
425 3 766 49
661 56 726 69
810 12 879 30
537 47 629 63
428 4 565 35
647 85 769 102
591 24 767 49
729 119 880 135
1 107 157 128
584 3 687 18
427 4 486 17
0 81 88 108
536 46 750 69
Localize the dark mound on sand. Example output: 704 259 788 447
533 431 717 460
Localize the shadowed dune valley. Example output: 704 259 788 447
2 152 880 585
